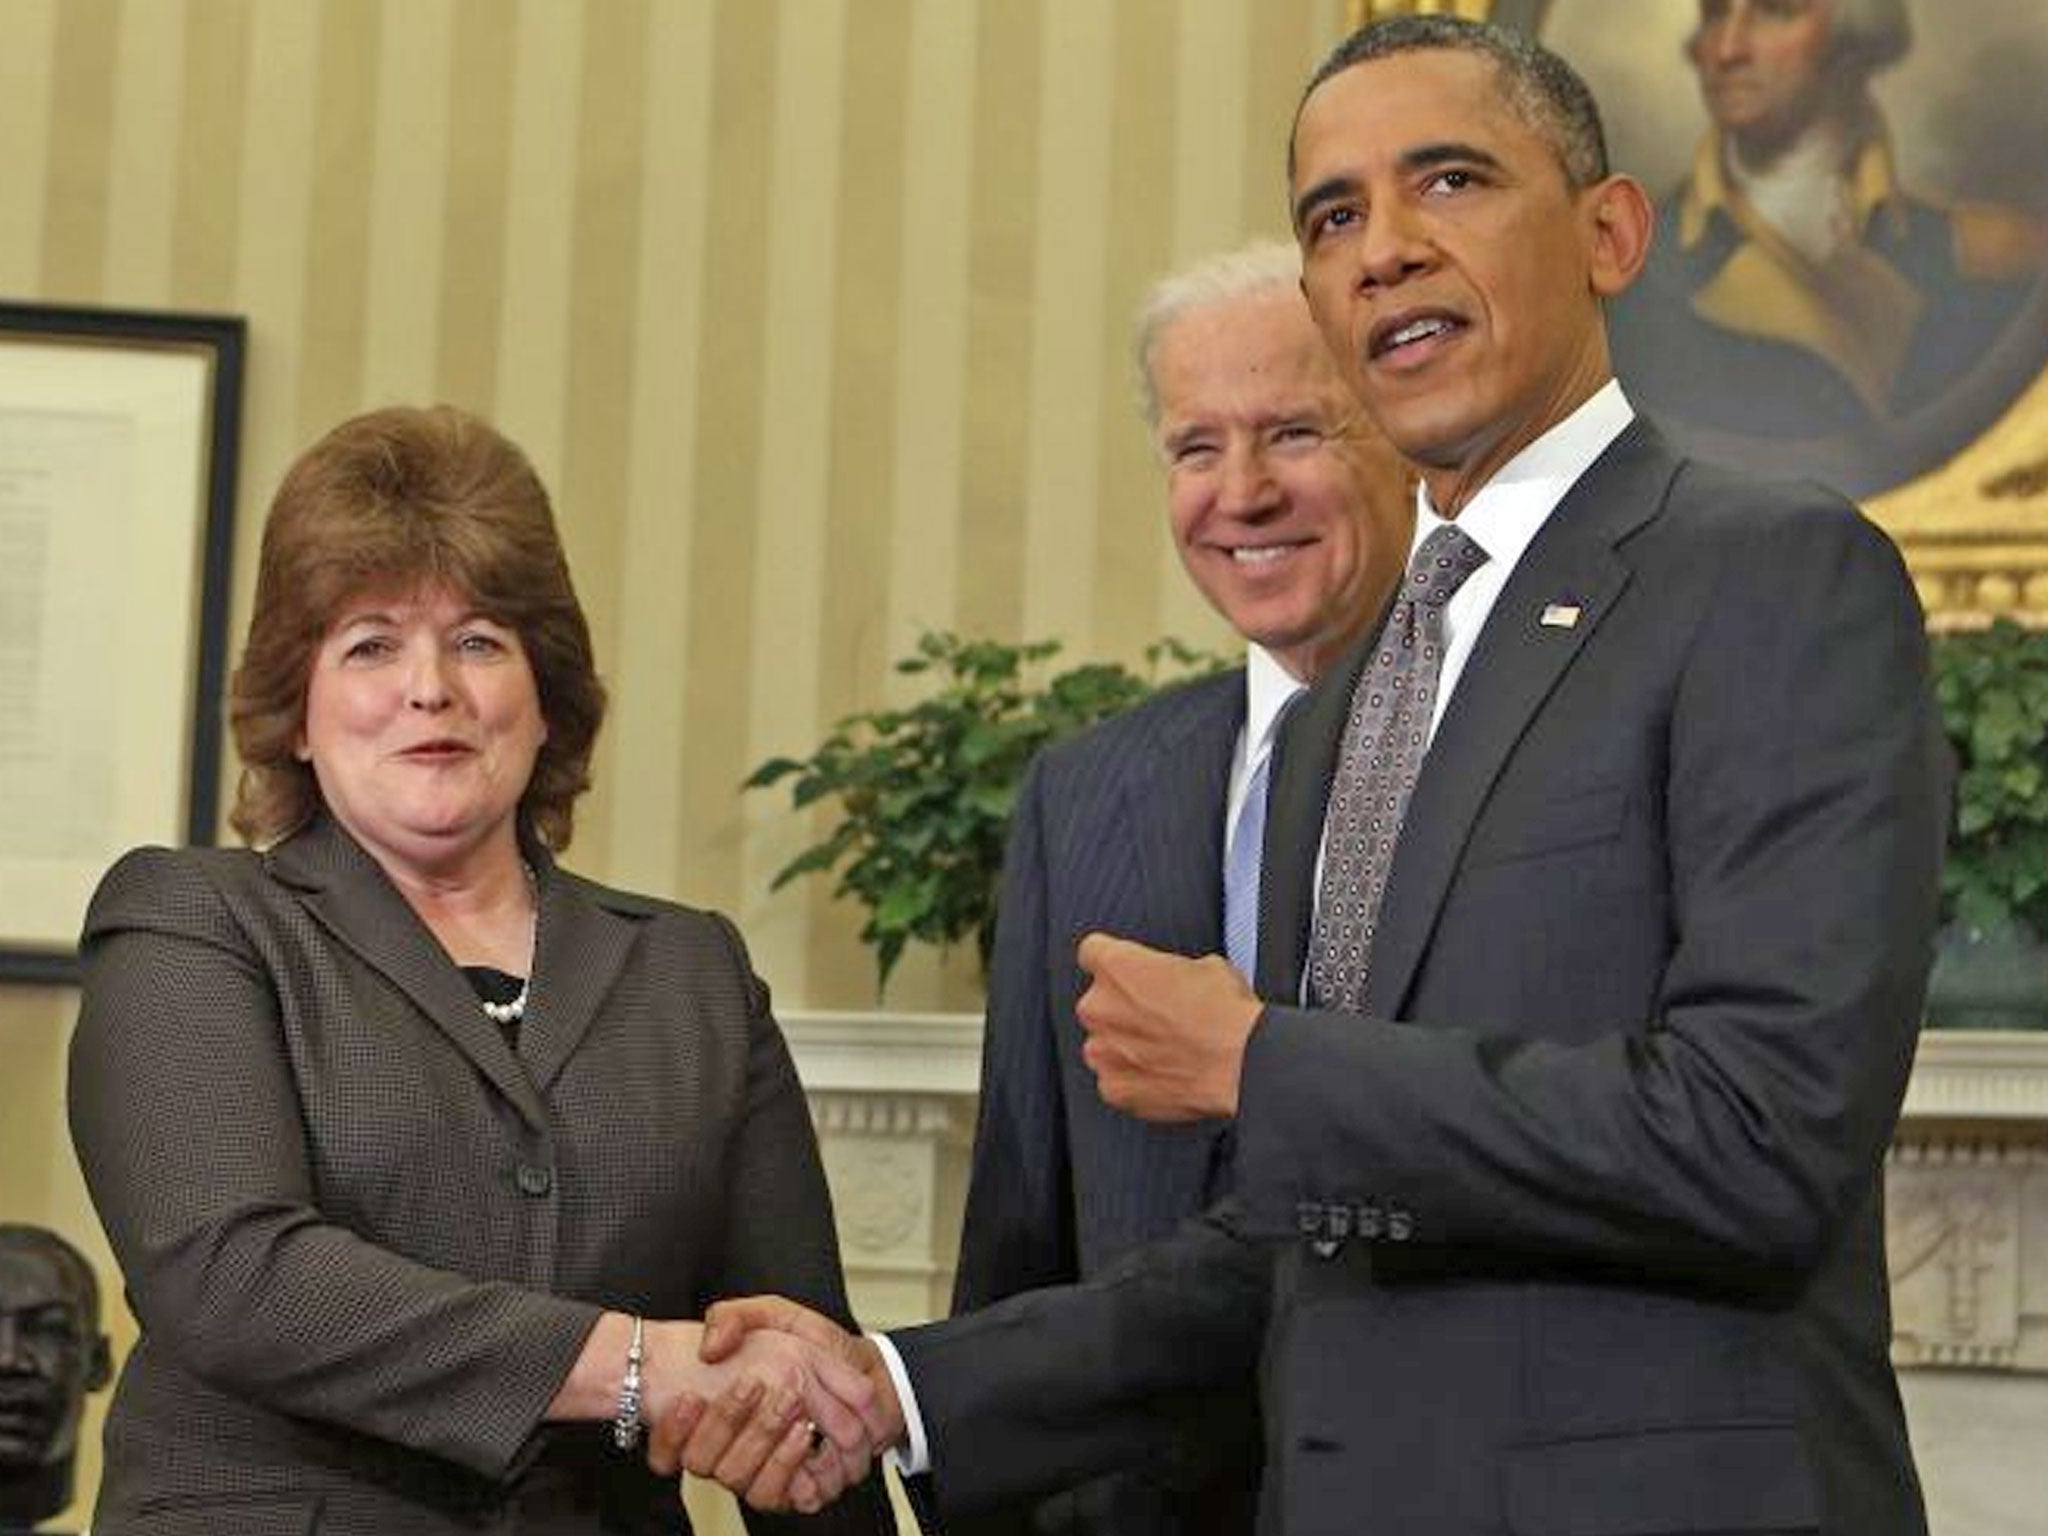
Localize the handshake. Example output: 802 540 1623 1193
647 1296 907 1515
625 935 1254 1512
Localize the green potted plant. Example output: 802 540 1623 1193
1926 619 2048 1029
747 630 1223 993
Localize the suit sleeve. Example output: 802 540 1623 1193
699 914 895 1536
68 848 599 1480
951 755 1079 1313
897 1204 1271 1520
1234 498 1945 1283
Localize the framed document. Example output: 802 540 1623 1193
0 303 245 982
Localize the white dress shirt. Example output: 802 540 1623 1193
1412 378 1634 742
1228 642 1309 834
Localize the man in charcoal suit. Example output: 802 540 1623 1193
950 242 1412 1536
661 17 1945 1535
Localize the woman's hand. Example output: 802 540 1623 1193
641 1316 878 1508
552 1308 881 1512
646 1296 904 1513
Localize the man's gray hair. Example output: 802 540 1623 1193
1687 0 1912 77
1132 240 1302 433
1829 0 1913 74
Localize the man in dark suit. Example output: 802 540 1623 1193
663 17 1945 1534
951 243 1412 1536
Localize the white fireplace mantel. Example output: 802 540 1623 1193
1899 1029 2048 1123
783 1011 2048 1123
781 1009 983 1096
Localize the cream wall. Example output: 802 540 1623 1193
0 0 1347 1523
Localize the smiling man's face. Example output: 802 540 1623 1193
1154 284 1412 680
1290 47 1646 515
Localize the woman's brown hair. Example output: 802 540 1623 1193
229 405 606 850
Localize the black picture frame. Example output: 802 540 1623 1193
0 302 245 983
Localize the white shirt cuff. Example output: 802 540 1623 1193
867 1330 932 1477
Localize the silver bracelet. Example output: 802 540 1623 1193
612 1315 645 1451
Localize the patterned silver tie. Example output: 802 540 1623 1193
1308 524 1489 1012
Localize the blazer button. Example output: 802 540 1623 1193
514 1162 554 1197
1297 1200 1325 1240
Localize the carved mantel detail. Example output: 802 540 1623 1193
1888 1032 2048 1376
784 1013 981 1325
804 1090 974 1262
1888 1139 2044 1369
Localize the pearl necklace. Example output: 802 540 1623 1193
479 862 538 1026
480 984 528 1027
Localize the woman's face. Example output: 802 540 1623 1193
297 580 547 880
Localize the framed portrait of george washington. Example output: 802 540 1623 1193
0 304 245 982
1345 0 2048 627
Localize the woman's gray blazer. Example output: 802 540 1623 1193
69 813 885 1535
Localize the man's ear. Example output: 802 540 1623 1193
1583 172 1654 298
86 1333 112 1392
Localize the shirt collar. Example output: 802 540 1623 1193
1243 643 1305 759
1678 121 1905 251
1409 379 1635 567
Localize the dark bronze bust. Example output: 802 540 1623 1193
0 1227 111 1529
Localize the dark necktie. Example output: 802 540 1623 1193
1307 524 1489 1012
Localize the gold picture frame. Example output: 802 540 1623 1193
1341 0 2048 629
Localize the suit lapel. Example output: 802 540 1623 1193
1360 421 1677 1019
1259 626 1378 1000
1104 675 1244 1216
268 817 552 1131
520 866 643 1093
1123 675 1243 957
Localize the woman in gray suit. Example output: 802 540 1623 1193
68 406 887 1534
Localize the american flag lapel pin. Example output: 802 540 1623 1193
1539 601 1582 629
